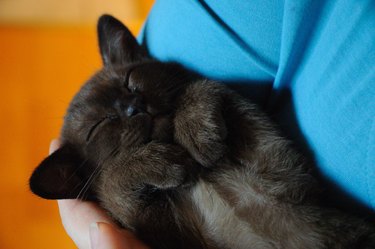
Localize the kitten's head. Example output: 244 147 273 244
30 15 195 200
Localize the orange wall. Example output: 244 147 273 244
0 4 152 248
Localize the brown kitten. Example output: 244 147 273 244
30 15 375 249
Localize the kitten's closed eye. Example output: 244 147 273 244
86 114 119 142
86 117 107 142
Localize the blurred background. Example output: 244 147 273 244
0 0 154 248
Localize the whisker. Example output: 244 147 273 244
76 163 101 200
63 159 89 185
59 158 90 197
77 150 120 200
76 145 121 200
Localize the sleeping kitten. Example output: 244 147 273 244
30 15 375 249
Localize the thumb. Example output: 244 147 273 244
89 222 150 249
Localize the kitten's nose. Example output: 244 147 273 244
116 94 145 117
126 105 140 117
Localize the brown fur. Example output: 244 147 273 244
29 15 375 249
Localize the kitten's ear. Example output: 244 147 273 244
29 145 87 200
97 14 147 68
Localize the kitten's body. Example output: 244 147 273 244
30 15 375 249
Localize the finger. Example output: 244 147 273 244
58 199 115 249
49 138 60 154
90 222 150 249
53 139 147 249
52 139 114 248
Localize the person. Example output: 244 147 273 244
56 0 375 248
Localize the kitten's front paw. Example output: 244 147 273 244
134 142 198 189
174 82 227 167
176 121 227 168
149 161 187 189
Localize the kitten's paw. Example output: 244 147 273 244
148 162 187 189
174 82 227 167
181 128 227 168
135 142 198 189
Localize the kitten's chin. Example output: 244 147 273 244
120 113 153 145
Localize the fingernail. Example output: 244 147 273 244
89 222 99 249
49 139 60 154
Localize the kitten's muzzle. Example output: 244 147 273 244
116 94 146 117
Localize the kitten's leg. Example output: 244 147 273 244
100 142 199 200
174 81 227 167
124 141 199 189
98 142 199 228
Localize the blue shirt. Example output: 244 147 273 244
140 0 375 211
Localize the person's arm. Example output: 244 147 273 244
50 140 149 249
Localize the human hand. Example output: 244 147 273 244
49 139 149 249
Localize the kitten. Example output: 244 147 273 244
30 15 375 249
